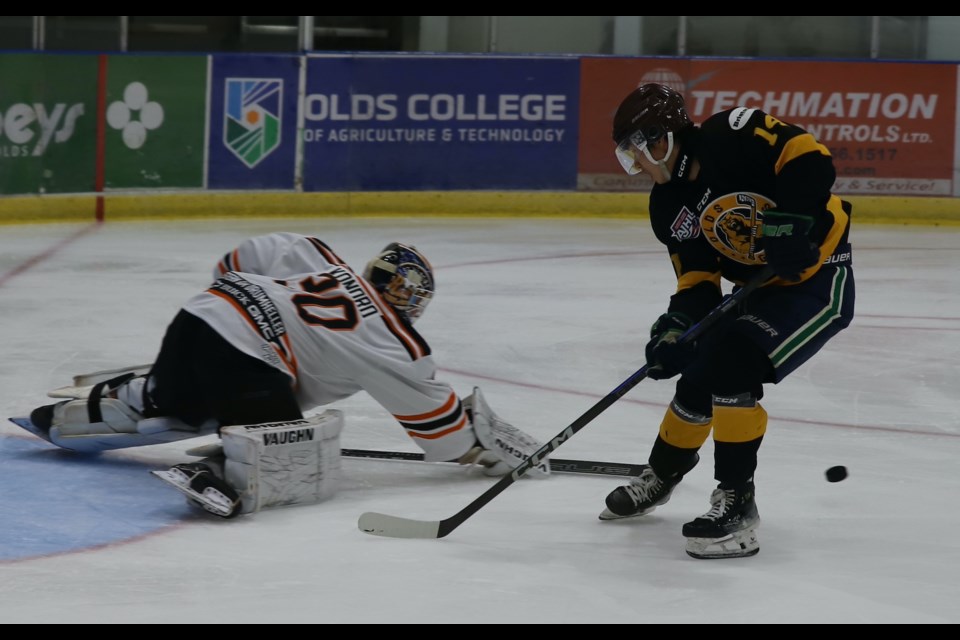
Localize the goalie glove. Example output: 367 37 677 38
462 387 550 477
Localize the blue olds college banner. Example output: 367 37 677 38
301 54 580 191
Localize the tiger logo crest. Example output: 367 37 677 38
699 192 776 264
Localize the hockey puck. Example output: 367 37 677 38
825 466 848 483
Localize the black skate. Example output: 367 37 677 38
152 462 242 519
7 406 63 445
599 453 698 520
682 481 760 559
29 403 59 434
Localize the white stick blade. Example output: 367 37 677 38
358 512 441 539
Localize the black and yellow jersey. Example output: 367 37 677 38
649 107 851 322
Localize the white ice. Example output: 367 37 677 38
1 217 958 623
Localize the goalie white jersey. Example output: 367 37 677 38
186 233 473 462
213 232 343 282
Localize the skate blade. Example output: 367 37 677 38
598 506 656 521
685 528 759 559
8 417 54 443
151 469 237 518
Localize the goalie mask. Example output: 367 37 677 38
363 243 435 323
612 83 692 176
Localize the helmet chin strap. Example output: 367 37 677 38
640 132 675 182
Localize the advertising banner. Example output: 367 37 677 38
578 59 957 196
104 55 207 189
208 55 301 190
302 55 579 191
0 54 97 195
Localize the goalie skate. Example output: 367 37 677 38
8 416 54 444
151 463 241 519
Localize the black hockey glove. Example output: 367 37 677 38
762 210 820 282
645 312 696 380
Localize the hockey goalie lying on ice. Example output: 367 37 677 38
10 233 549 519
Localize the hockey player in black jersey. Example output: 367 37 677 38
600 83 855 558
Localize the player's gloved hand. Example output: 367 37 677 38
645 312 696 380
762 210 820 282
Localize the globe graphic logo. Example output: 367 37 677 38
638 68 686 96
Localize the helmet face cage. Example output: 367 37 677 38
363 243 435 323
612 83 691 175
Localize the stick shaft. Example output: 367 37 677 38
360 267 776 539
341 448 647 477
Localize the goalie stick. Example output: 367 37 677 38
341 448 646 477
5 417 643 478
358 266 776 539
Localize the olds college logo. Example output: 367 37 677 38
700 192 776 264
224 78 282 168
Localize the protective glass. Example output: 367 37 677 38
383 265 433 322
614 127 663 175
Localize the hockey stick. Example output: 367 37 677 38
341 448 647 477
358 266 776 539
177 443 640 477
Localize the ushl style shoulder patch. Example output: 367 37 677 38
670 206 701 241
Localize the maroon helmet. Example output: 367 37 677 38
612 83 692 175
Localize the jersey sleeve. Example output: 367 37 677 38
213 233 351 280
355 355 476 463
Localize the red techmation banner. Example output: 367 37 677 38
578 58 956 196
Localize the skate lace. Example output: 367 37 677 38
624 468 663 504
701 487 735 520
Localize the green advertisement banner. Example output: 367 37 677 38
104 55 207 189
0 54 97 195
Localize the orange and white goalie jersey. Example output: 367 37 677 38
213 231 350 282
187 233 473 462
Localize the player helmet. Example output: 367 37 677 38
612 83 692 175
363 242 435 324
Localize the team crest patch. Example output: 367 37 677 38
700 192 777 264
670 206 701 241
224 78 283 168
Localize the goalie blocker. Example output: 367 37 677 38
152 411 344 518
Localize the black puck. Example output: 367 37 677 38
825 466 848 482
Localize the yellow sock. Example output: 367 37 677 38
658 401 712 449
712 402 767 443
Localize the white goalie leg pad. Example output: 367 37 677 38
465 387 550 477
222 411 344 515
44 398 216 453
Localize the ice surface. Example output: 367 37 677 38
1 217 957 623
